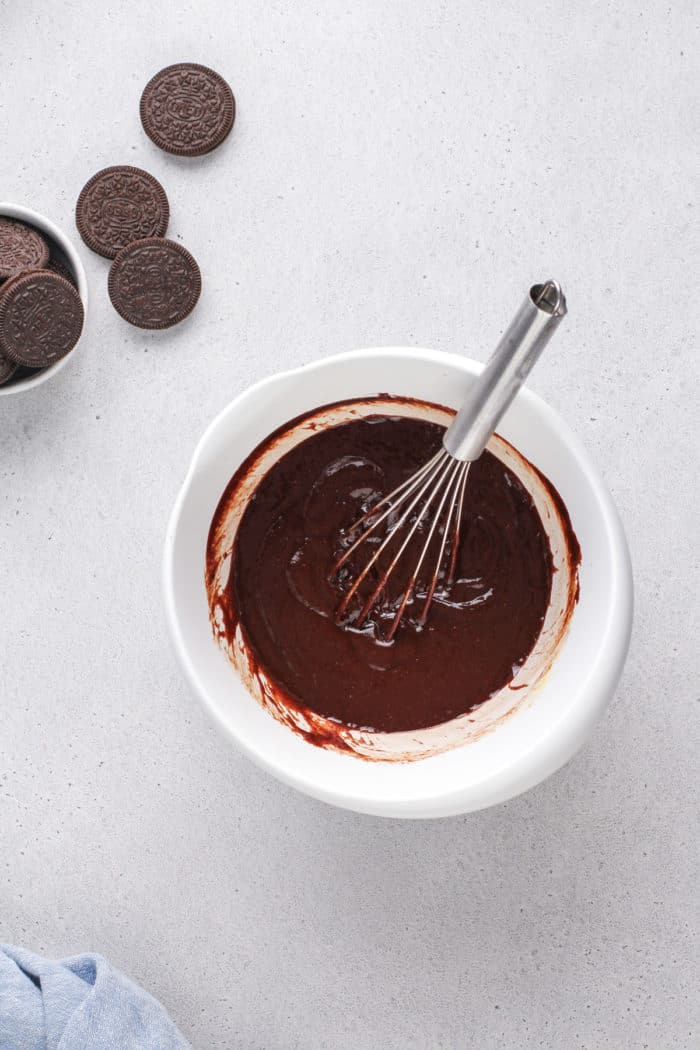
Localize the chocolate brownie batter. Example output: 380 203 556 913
214 412 559 734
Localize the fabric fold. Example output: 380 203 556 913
0 945 191 1050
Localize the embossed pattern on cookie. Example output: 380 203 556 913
76 166 170 259
108 237 201 329
0 218 50 280
0 271 85 368
140 63 235 157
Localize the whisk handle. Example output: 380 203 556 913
443 280 567 462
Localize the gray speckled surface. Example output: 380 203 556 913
1 1 698 1047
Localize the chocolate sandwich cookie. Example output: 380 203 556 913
0 353 18 386
76 165 170 259
140 63 235 157
0 273 22 304
108 237 201 329
46 254 78 287
0 273 17 297
0 218 50 280
0 270 84 368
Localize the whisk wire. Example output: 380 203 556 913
335 449 452 623
334 449 444 573
356 453 461 636
384 456 466 641
417 460 471 629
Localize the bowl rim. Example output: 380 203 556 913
163 347 634 816
0 201 89 396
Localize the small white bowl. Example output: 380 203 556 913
0 202 89 396
164 349 633 818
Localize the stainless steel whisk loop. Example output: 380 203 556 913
334 281 568 641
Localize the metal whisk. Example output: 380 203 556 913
333 280 568 641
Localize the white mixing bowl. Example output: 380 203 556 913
164 349 633 817
0 202 89 396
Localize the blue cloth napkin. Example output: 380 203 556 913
0 945 191 1050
